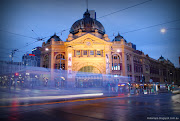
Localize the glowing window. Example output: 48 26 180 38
97 51 101 55
114 63 117 70
118 64 120 70
76 50 80 55
83 50 87 55
90 50 94 55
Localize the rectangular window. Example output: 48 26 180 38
83 50 87 55
118 63 120 70
90 50 94 55
114 63 117 70
76 50 80 55
97 51 101 55
146 65 148 71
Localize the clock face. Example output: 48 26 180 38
86 42 91 46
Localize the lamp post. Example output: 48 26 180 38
59 58 66 88
60 58 66 70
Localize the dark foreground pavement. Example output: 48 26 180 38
0 93 179 121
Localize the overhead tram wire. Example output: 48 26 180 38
0 0 153 43
0 28 47 45
107 19 180 38
0 29 37 40
17 28 71 51
40 0 152 39
0 28 44 52
27 25 40 38
121 19 180 34
0 0 159 56
0 29 47 52
53 1 153 34
27 25 48 42
97 0 153 19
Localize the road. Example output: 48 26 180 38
0 93 179 121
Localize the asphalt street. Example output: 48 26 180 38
0 93 179 121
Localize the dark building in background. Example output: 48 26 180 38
22 47 41 67
0 61 23 75
32 47 41 67
22 54 37 67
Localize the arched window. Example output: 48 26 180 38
113 54 120 60
112 54 121 71
55 54 65 70
56 54 65 59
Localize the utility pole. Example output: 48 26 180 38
9 49 18 91
11 49 18 63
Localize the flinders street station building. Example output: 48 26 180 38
40 9 180 87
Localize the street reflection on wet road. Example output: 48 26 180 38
0 93 179 121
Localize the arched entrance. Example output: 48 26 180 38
54 53 65 70
75 66 103 88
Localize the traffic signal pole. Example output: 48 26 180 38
9 49 18 92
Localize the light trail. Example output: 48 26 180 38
0 96 107 108
0 94 130 108
0 93 103 102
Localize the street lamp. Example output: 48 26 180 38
117 49 120 53
45 48 49 51
160 28 180 34
160 28 166 33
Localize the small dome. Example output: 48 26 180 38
70 9 105 35
47 33 62 43
112 33 127 42
159 55 165 62
159 55 164 59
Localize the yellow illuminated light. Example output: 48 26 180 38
61 77 65 80
160 28 166 33
45 48 49 51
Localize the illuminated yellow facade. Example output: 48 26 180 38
40 10 180 86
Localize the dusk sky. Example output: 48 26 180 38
0 0 180 67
